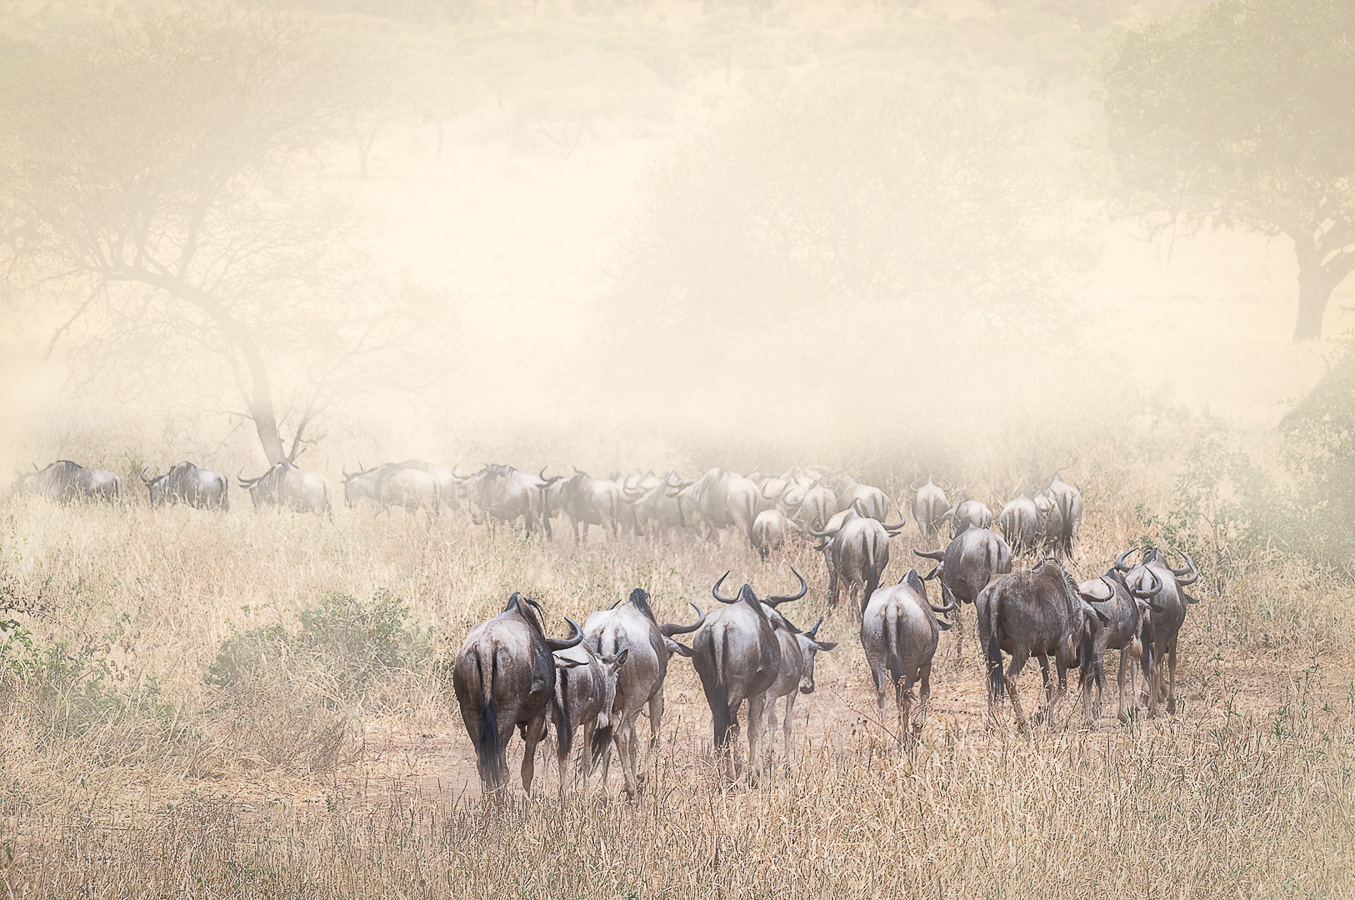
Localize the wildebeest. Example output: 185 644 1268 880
751 508 797 561
672 570 808 781
977 558 1108 731
341 464 383 508
238 462 331 516
1079 559 1164 724
550 642 627 794
808 503 906 609
453 593 584 794
1043 474 1084 558
672 468 763 543
997 493 1043 554
1116 546 1199 717
141 461 228 510
860 569 956 748
913 526 1013 664
782 483 839 529
952 497 993 536
763 611 836 763
583 588 704 797
377 465 441 520
627 472 688 539
838 480 891 521
911 476 952 539
555 471 626 542
460 465 557 537
14 460 121 504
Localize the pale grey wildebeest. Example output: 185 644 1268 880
459 464 558 538
141 461 228 510
1115 546 1199 718
237 462 331 516
807 502 906 609
1079 555 1165 724
554 470 626 542
763 610 836 765
951 497 993 536
913 526 1013 665
978 558 1110 731
550 641 627 796
997 492 1043 555
910 476 952 540
670 570 808 782
583 588 704 797
751 508 798 561
15 460 121 503
453 593 584 794
860 569 956 751
1041 474 1083 558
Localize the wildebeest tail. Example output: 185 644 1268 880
884 606 904 688
985 591 1004 703
476 648 505 787
862 539 881 611
589 722 612 770
708 625 733 747
554 668 573 762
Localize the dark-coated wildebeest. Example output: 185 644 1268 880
913 526 1013 665
952 497 993 536
1115 546 1199 718
550 642 627 795
977 558 1109 731
1043 474 1083 558
453 593 584 794
911 476 952 540
808 504 906 610
1079 560 1165 724
584 589 704 797
141 462 228 510
15 460 121 503
860 569 956 750
238 462 331 516
763 611 836 765
672 570 808 782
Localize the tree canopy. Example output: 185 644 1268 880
0 11 427 463
1103 0 1355 341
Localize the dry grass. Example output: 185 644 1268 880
0 445 1352 897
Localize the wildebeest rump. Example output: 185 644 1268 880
15 460 121 504
142 461 228 510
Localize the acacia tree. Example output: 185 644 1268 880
0 12 421 463
1103 0 1355 341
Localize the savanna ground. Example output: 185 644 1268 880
4 0 1355 896
0 448 1353 898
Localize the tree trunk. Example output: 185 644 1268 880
1293 233 1333 342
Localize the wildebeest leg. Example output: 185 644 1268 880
1037 654 1053 708
1117 649 1132 724
913 662 932 747
763 694 779 769
781 692 796 763
1051 658 1069 729
746 691 770 782
953 604 965 667
826 558 840 607
521 714 549 795
871 662 889 725
1005 650 1030 732
895 674 914 750
617 717 641 798
646 690 665 759
1166 636 1179 715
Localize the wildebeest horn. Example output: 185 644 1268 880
236 468 259 487
1082 577 1119 603
660 602 706 637
940 479 952 492
1167 548 1198 585
342 465 353 479
545 616 585 651
922 565 941 581
1130 567 1166 611
883 511 906 533
913 547 944 561
930 581 957 616
607 595 624 610
1114 547 1140 572
139 467 152 485
805 615 824 639
711 571 739 604
805 515 832 539
764 567 808 606
909 477 923 491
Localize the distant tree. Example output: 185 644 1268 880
611 85 1094 343
1102 0 1355 341
0 12 428 463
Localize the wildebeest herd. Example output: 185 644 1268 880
11 458 1202 797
